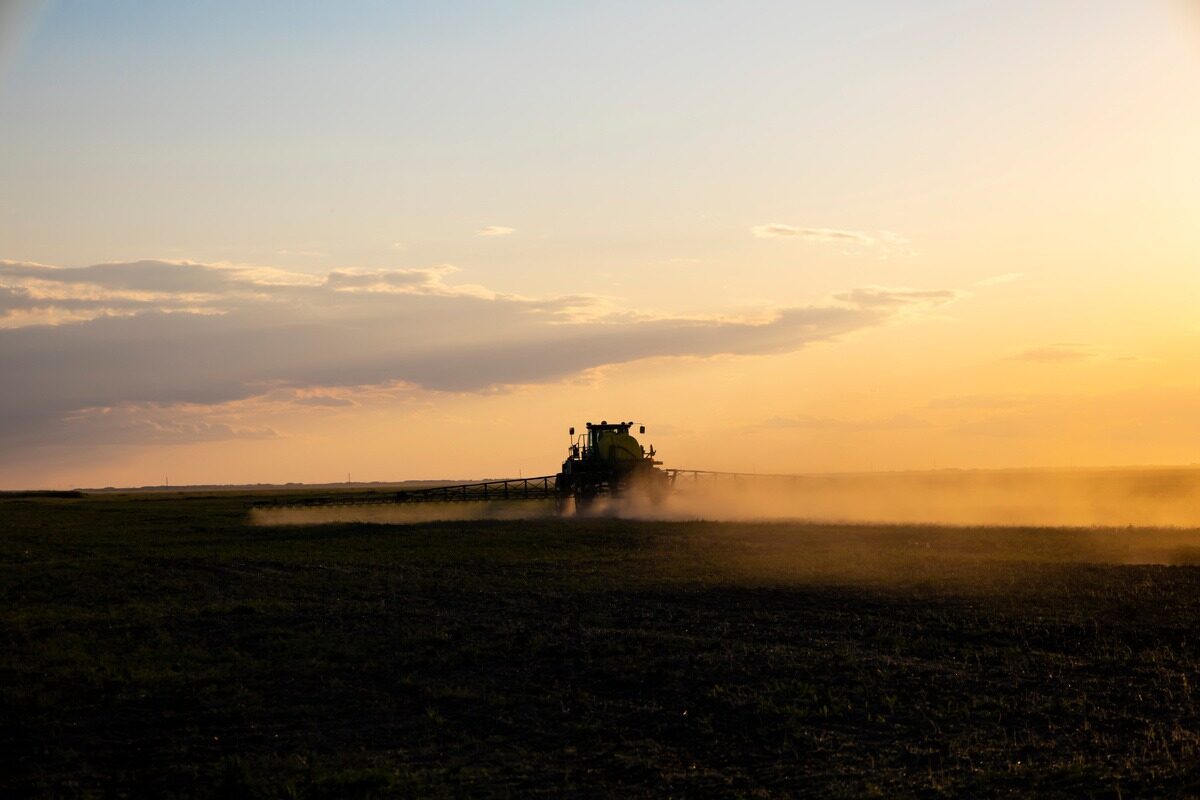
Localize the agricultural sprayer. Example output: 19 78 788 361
263 420 767 513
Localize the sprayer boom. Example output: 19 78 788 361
258 421 795 514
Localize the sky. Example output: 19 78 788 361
1 0 1198 488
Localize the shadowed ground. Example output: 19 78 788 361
3 493 1200 797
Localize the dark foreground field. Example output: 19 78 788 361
4 494 1200 798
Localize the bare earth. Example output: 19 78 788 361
3 492 1200 797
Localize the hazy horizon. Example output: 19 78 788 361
12 462 1200 495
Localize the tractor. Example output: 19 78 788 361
555 421 670 512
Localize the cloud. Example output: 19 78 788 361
476 226 515 237
1 258 319 295
978 272 1023 286
322 265 459 293
750 225 916 257
1012 343 1093 362
832 287 958 308
55 403 280 446
751 224 873 244
0 259 956 449
287 393 356 408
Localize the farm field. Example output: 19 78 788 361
4 492 1200 798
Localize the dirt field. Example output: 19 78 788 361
4 492 1200 797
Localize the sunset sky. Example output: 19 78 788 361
1 1 1198 488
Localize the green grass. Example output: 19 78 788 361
4 493 1200 797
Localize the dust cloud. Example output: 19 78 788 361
612 468 1200 528
609 469 1200 575
252 468 1200 532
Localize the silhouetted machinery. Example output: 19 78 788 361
264 419 682 514
555 421 670 512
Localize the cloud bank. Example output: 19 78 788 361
0 259 956 448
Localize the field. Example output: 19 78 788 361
4 493 1200 798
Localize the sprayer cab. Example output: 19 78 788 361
555 420 668 512
573 421 657 464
